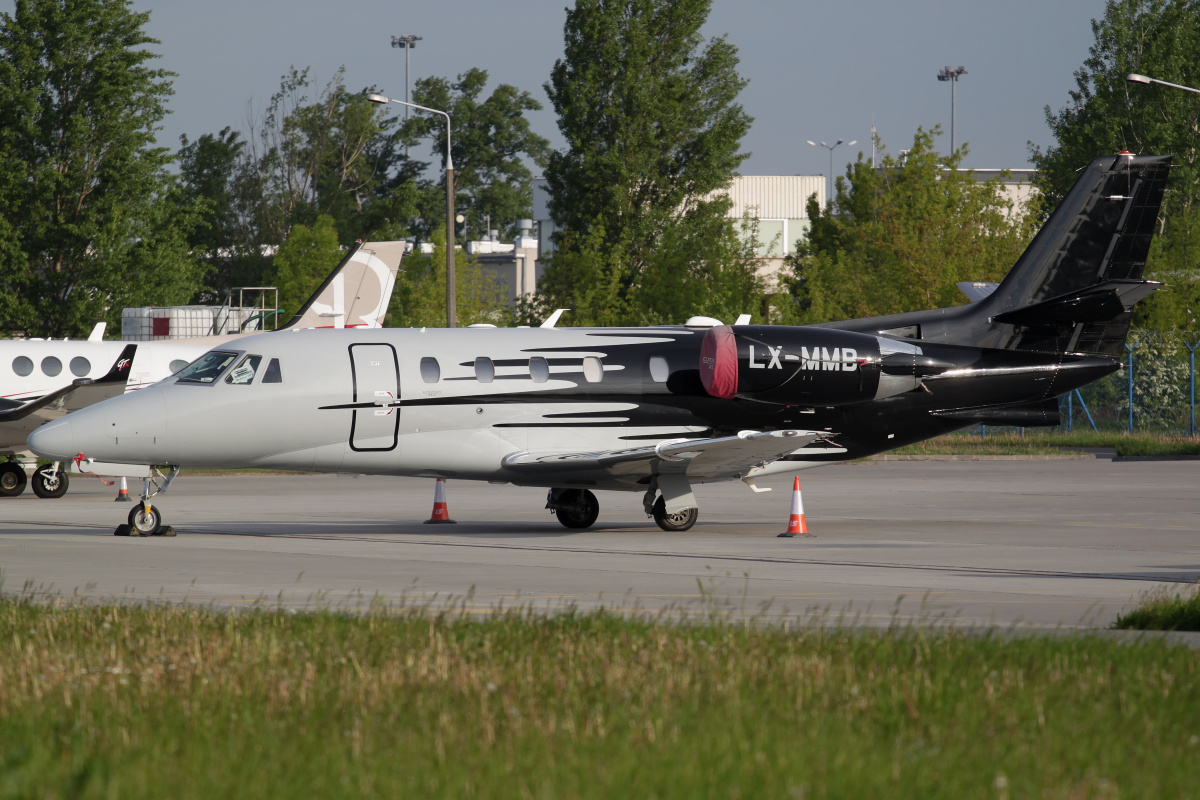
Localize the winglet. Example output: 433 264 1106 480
541 309 569 328
96 344 137 384
284 240 404 330
87 322 107 341
734 314 752 325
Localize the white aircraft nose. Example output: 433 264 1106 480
29 418 75 461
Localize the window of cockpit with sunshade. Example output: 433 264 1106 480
175 351 239 384
225 355 262 385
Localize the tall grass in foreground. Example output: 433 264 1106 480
1115 584 1200 630
1 599 1198 799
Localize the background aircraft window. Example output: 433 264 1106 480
649 356 669 383
475 357 494 383
529 356 549 383
12 356 32 376
176 351 239 384
41 357 62 377
262 358 283 384
69 357 90 377
420 357 441 383
226 355 262 385
169 359 189 374
583 356 603 383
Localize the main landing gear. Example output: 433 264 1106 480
113 466 180 538
546 487 701 532
0 460 26 497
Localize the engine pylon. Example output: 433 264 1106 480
778 476 814 538
423 478 457 524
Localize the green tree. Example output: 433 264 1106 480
0 0 203 337
383 227 506 328
1030 0 1200 333
782 128 1035 324
270 214 341 325
540 0 757 325
402 68 551 241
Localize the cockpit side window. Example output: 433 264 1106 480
262 358 283 384
225 355 263 385
175 351 240 384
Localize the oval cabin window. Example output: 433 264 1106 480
70 357 90 377
420 357 441 384
41 357 62 377
648 356 669 383
529 357 549 383
582 357 603 384
475 357 494 383
12 356 32 376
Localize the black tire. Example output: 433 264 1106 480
553 489 600 529
652 496 698 532
128 502 161 536
0 462 27 497
31 465 69 499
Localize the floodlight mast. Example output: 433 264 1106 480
390 34 423 156
807 138 857 209
369 93 456 327
937 65 968 155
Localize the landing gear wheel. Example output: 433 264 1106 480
31 465 69 499
0 462 27 497
128 503 161 536
652 496 698 532
553 489 600 529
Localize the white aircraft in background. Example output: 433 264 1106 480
0 239 404 498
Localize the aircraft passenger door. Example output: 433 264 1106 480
348 343 399 451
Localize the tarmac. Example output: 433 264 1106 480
1 458 1198 629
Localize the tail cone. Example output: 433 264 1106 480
778 476 814 538
424 478 457 524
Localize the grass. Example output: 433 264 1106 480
2 598 1199 799
889 431 1200 457
1114 584 1200 631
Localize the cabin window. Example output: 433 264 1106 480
169 359 190 374
475 357 494 384
582 356 603 384
420 357 441 384
648 356 669 383
176 351 239 384
41 357 62 377
225 355 262 385
529 357 549 383
262 358 283 384
69 357 90 377
12 356 32 377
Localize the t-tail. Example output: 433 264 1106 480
826 153 1172 356
283 240 405 330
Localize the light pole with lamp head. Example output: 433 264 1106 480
1127 72 1200 95
806 139 856 210
390 35 422 157
368 92 457 327
937 66 967 155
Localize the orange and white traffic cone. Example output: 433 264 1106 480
423 478 457 524
114 475 132 502
777 476 814 538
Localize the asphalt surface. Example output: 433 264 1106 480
1 459 1198 628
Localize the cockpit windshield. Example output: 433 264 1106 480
175 351 239 384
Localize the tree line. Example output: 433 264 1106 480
2 0 1198 337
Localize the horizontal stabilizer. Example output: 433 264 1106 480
993 280 1161 326
930 398 1060 427
503 429 823 483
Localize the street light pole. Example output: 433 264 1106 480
369 93 456 327
1127 72 1200 95
937 65 967 155
390 35 422 157
805 139 856 210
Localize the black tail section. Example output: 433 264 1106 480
824 154 1172 356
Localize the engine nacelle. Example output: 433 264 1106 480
698 325 937 406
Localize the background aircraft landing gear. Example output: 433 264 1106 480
0 461 27 497
652 496 698 532
548 488 599 529
31 464 68 499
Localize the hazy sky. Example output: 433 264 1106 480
44 1 1111 177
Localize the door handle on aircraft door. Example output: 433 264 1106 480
373 390 394 406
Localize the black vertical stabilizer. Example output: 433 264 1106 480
822 154 1172 356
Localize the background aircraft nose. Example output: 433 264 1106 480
29 418 74 461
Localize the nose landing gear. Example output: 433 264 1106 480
31 464 69 498
113 466 180 537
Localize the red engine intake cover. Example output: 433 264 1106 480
699 325 738 399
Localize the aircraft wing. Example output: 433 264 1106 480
501 429 824 483
0 345 136 435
